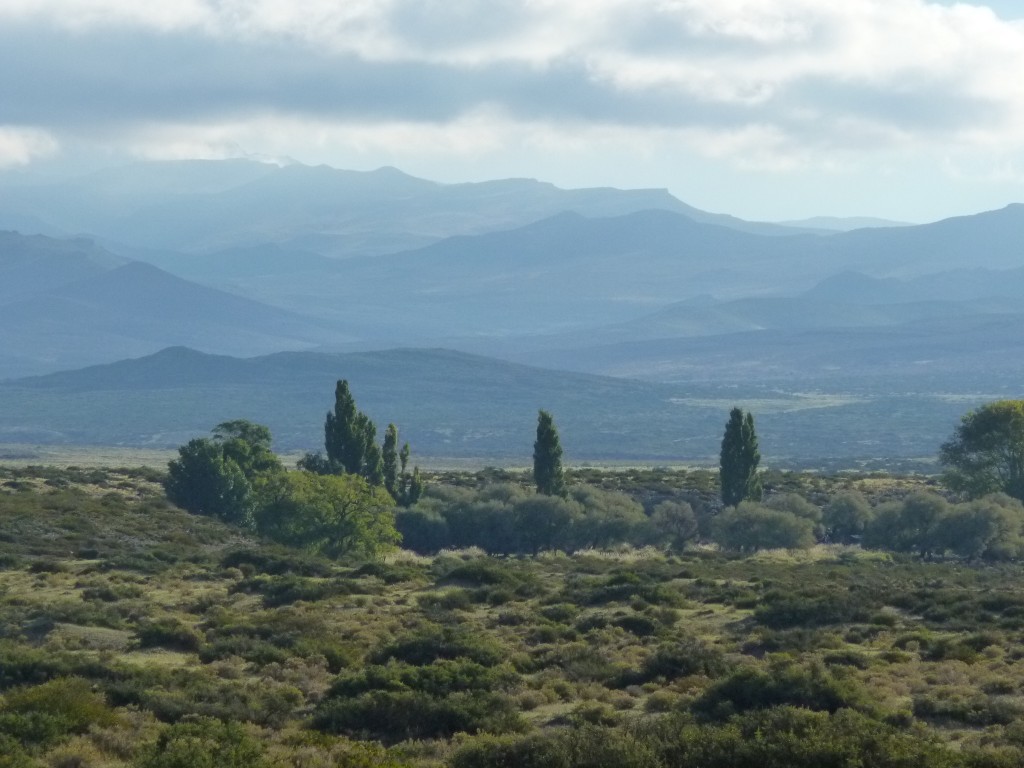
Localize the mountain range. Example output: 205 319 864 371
0 159 1022 464
0 346 989 466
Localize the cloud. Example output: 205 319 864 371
0 127 58 168
0 0 1022 171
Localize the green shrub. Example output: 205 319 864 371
693 662 873 720
395 507 452 554
137 618 203 652
137 717 269 768
220 548 333 577
372 625 505 666
755 589 874 629
452 726 661 768
630 636 727 683
612 614 660 637
644 707 961 768
0 677 117 747
229 574 365 607
313 688 524 742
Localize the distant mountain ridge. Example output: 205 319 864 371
0 159 807 257
0 346 992 464
0 232 342 379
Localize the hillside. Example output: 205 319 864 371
0 346 993 465
0 159 799 257
2 465 1022 767
0 257 343 378
0 230 127 303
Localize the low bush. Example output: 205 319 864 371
372 624 505 666
693 662 873 720
313 688 524 742
137 617 203 652
0 677 117 747
137 717 269 768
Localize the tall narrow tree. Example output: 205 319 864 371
325 380 364 475
533 409 567 496
720 407 762 507
382 424 399 497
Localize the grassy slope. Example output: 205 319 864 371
0 466 1022 766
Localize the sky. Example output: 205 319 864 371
1 0 1023 223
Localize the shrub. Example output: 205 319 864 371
220 548 333 577
643 707 961 768
313 689 524 742
0 677 117 747
630 636 727 683
693 662 873 720
711 503 816 552
395 507 451 554
372 624 505 667
137 717 269 768
823 491 874 544
137 618 203 652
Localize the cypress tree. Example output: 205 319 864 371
533 409 566 496
325 380 364 475
406 467 424 506
720 407 762 507
382 424 399 497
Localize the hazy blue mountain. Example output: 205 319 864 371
777 216 912 231
465 295 1019 360
241 209 831 335
130 242 345 282
804 267 1024 305
0 258 345 378
518 311 1024 388
818 204 1024 275
0 230 127 303
0 346 991 465
255 204 1024 340
0 159 811 258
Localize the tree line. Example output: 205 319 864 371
164 377 1024 560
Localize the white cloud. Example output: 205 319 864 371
0 0 1022 215
0 127 58 168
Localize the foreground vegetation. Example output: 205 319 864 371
6 463 1024 766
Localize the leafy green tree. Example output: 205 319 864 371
533 409 566 497
164 438 252 525
650 500 699 551
898 491 950 559
711 502 815 553
765 493 823 540
254 471 400 559
164 420 284 526
935 495 1024 561
211 420 281 479
567 486 647 549
941 399 1024 502
513 495 582 554
863 492 949 558
823 491 874 544
720 407 762 506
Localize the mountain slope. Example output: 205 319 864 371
0 259 346 378
0 346 995 464
0 159 809 258
0 230 127 303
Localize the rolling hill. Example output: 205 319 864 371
0 240 345 378
0 346 999 466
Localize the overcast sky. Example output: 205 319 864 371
1 0 1022 222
